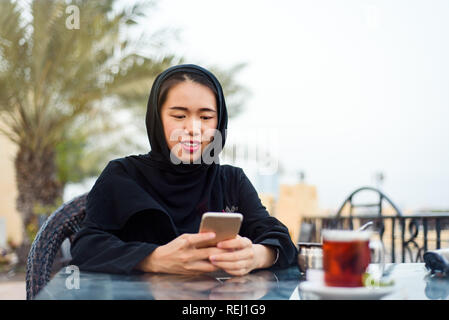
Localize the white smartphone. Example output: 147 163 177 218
197 212 243 248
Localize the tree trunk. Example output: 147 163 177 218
14 144 63 265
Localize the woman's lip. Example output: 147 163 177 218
180 141 201 145
180 141 201 153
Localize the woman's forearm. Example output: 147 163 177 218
134 253 152 272
254 244 277 269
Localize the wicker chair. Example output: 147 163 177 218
26 193 87 300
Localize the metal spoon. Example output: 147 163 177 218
358 221 374 231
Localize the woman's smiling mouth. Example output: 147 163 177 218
180 140 201 153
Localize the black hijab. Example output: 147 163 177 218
144 64 228 171
85 64 229 234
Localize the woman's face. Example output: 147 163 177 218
160 80 218 163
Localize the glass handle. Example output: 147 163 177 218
369 239 385 278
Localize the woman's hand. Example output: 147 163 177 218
208 235 276 276
136 232 229 275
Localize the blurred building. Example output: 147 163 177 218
0 129 22 247
273 183 321 244
259 193 276 214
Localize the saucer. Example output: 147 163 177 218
299 281 395 300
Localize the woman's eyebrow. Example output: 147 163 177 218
199 107 217 113
169 106 188 111
169 106 217 113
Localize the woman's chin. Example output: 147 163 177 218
180 154 202 164
170 148 203 164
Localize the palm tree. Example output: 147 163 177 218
209 63 250 118
0 0 180 262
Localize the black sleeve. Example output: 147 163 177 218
237 169 298 268
70 219 158 274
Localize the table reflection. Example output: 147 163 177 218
424 274 449 300
35 265 301 300
142 270 277 300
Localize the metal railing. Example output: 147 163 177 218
301 214 449 263
298 186 449 263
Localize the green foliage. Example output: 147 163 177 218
0 0 250 188
25 221 39 244
0 0 178 148
209 63 251 118
33 197 64 217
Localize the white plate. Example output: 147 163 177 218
299 281 395 300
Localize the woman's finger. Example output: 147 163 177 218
195 247 230 260
217 236 252 250
209 259 250 272
184 232 216 247
184 260 220 273
209 247 253 262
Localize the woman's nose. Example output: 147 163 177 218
184 119 202 136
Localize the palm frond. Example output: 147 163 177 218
209 62 251 118
0 0 249 186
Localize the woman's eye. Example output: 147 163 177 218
172 115 185 119
201 116 212 120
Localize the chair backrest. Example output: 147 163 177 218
335 186 403 218
26 193 87 300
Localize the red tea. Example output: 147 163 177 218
322 231 371 287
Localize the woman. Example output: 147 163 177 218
70 64 297 276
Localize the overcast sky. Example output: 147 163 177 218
103 0 449 211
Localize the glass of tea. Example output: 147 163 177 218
322 229 384 287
